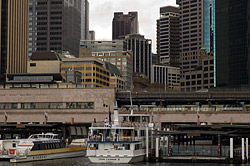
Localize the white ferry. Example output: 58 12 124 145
0 133 86 163
86 102 155 163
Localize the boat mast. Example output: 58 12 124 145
130 91 133 115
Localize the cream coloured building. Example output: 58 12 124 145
0 88 115 124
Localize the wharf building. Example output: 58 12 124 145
79 40 133 90
216 0 250 88
157 6 180 67
0 0 29 82
112 12 139 40
28 0 81 57
151 65 180 90
0 88 115 124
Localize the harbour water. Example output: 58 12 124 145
0 157 249 166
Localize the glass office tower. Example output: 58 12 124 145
216 0 250 87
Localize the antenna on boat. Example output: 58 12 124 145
113 101 119 126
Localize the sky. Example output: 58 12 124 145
89 0 177 53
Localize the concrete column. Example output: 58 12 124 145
230 138 233 159
156 136 159 161
163 128 166 146
246 138 249 161
242 138 245 162
146 127 149 161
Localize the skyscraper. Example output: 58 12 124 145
29 0 81 57
216 0 250 87
0 0 29 82
112 12 139 40
176 0 203 75
125 34 152 81
81 0 89 40
157 6 180 67
204 0 215 55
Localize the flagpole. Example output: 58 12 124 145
4 112 8 125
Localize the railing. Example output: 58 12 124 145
91 122 150 128
119 107 250 113
161 145 230 157
88 135 135 142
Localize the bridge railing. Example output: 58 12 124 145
119 106 250 113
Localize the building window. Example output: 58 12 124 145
30 63 36 67
66 102 94 109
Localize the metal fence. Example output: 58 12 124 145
161 145 230 157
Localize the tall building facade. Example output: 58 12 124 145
89 31 95 40
216 0 250 87
0 0 29 82
157 6 180 67
112 12 139 40
61 57 110 88
29 0 81 57
81 0 89 40
176 0 204 75
204 0 215 55
151 65 180 90
125 34 152 81
180 48 214 92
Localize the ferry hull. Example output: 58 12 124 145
10 150 85 163
88 155 144 164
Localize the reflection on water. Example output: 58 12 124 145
0 157 249 166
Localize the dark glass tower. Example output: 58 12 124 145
112 12 139 40
216 0 250 87
29 0 81 57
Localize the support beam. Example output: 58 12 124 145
146 127 149 161
230 138 233 159
156 136 159 161
246 138 249 161
242 138 245 162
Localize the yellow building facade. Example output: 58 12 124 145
61 57 110 88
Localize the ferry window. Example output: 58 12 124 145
40 143 46 150
94 144 98 150
12 143 16 148
52 143 55 149
140 130 145 136
135 144 141 150
123 144 130 150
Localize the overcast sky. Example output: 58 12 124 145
89 0 177 53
